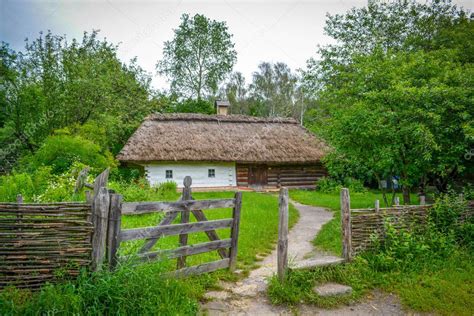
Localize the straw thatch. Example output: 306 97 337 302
117 113 328 164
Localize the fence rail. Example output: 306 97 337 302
108 176 242 277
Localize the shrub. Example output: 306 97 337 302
108 179 178 202
37 162 92 202
316 177 366 193
20 134 116 175
0 167 53 202
175 99 214 114
0 262 198 315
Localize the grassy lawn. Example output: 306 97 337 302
271 189 474 315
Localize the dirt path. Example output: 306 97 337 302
200 200 343 315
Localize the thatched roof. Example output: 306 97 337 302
117 113 328 164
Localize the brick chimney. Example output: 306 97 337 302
215 100 230 115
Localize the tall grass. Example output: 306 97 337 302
0 261 198 315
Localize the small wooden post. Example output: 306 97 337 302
177 176 192 269
107 193 122 269
341 188 352 261
375 199 380 212
92 168 110 199
229 191 242 271
419 195 426 205
85 191 92 204
16 194 23 234
278 187 289 281
91 187 111 271
394 196 400 206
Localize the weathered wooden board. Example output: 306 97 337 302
121 198 235 215
119 219 233 241
167 258 230 278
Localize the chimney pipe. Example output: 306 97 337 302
215 100 230 116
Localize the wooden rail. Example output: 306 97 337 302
108 176 242 276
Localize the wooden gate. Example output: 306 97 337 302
107 177 242 276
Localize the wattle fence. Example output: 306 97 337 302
0 201 93 289
340 188 474 259
0 170 241 290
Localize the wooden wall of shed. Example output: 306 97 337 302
236 163 327 188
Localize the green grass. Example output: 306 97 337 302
270 189 474 315
268 251 474 315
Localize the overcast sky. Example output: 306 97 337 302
1 0 472 90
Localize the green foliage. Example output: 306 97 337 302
316 177 366 194
173 99 214 114
0 167 52 202
157 13 237 99
0 30 155 165
303 0 473 193
20 134 115 175
0 262 198 315
108 179 178 202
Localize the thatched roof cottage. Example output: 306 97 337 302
117 104 328 189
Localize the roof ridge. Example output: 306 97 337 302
146 113 299 124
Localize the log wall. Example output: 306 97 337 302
236 163 327 188
0 202 93 289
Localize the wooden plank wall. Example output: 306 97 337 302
0 202 93 289
237 164 327 188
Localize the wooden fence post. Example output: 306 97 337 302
177 176 192 269
91 187 110 271
394 196 400 206
229 191 242 271
375 199 380 213
278 187 289 281
16 194 23 203
420 195 426 205
341 188 352 261
107 193 122 269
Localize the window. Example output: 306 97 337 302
208 169 215 178
165 170 173 179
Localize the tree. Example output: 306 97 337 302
0 30 155 166
304 0 473 202
303 0 468 97
157 13 237 99
221 72 250 115
250 62 298 117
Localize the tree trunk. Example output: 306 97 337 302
402 186 411 205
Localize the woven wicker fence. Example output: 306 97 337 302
350 205 431 255
340 189 474 259
0 202 93 289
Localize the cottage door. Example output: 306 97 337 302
249 165 268 187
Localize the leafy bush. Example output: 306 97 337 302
0 262 198 315
316 177 366 193
37 162 92 202
175 99 214 114
0 167 53 202
20 134 116 175
108 179 178 202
